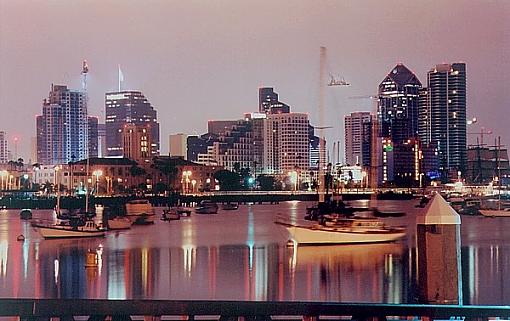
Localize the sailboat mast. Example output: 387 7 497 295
318 47 327 203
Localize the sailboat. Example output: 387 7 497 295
480 136 509 217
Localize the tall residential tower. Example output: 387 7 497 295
419 63 467 180
36 84 89 165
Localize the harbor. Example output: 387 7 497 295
0 199 509 305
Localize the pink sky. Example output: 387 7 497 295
0 0 508 161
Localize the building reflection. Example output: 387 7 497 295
2 226 510 305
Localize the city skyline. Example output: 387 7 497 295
0 0 508 161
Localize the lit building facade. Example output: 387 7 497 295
105 91 160 157
36 84 89 165
258 87 290 114
122 123 152 164
378 63 422 144
419 63 467 180
345 111 372 165
263 113 309 176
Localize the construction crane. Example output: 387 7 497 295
328 74 350 87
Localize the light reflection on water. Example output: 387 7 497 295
0 201 509 304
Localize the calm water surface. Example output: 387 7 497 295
0 200 509 304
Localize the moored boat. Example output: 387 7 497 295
283 217 406 245
19 209 32 220
125 199 156 224
34 220 106 239
195 200 219 214
480 208 510 217
222 203 239 211
107 217 132 230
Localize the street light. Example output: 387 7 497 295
0 170 8 191
182 170 192 193
93 170 103 195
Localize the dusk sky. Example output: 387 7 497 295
0 0 508 161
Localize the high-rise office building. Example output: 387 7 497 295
419 63 467 180
36 84 88 165
378 63 422 144
0 131 8 163
105 91 160 157
88 116 99 158
344 112 372 165
258 87 290 114
169 133 187 159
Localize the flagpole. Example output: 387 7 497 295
118 64 121 92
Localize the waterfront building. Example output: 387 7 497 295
0 131 8 163
419 63 467 181
393 138 421 187
263 112 309 177
88 116 99 158
345 112 372 166
169 133 188 159
258 87 290 114
36 84 89 165
378 138 394 185
105 91 160 157
213 120 254 172
378 63 422 144
122 123 153 164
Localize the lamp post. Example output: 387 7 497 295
182 170 192 194
0 170 7 191
191 179 197 194
93 170 103 195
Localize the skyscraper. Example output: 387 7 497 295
0 131 8 163
419 63 467 180
105 91 160 157
258 87 290 114
344 112 372 165
36 84 88 165
378 63 422 144
88 116 99 158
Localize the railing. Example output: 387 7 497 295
1 300 510 321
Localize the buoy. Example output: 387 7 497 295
85 250 98 268
16 235 25 242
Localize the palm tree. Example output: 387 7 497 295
151 157 178 192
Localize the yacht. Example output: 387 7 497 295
282 217 406 245
35 219 106 239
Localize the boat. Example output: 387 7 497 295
125 199 156 224
107 216 132 230
34 219 106 239
480 207 510 217
162 208 180 221
195 200 219 214
19 209 32 220
281 217 406 245
222 203 239 211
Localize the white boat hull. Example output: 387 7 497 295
37 226 106 239
286 226 406 245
